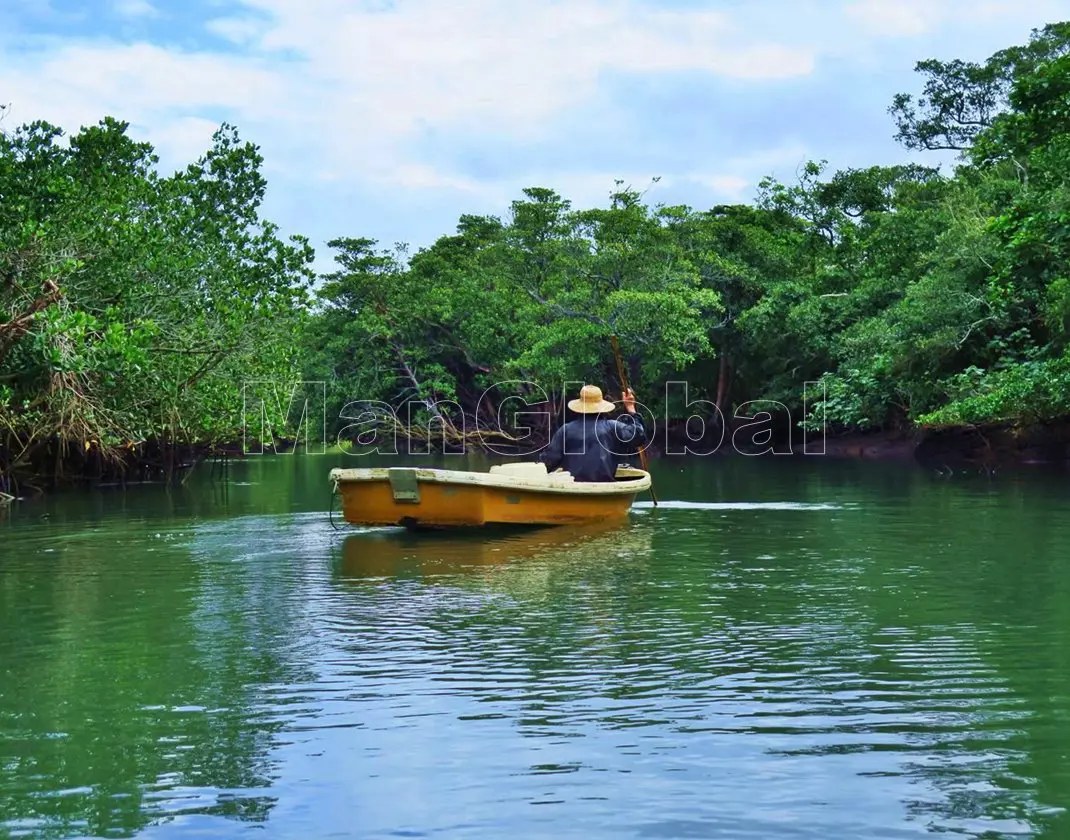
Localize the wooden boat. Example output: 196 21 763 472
329 462 651 529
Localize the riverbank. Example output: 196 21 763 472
4 417 1068 499
654 415 1070 472
817 419 1070 471
0 440 242 498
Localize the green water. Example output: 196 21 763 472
1 453 1069 839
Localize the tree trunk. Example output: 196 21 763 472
715 354 731 420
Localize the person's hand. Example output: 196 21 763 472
620 387 637 414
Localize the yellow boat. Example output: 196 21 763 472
329 462 651 529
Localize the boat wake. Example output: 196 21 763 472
632 500 856 511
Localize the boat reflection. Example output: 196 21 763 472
335 520 653 583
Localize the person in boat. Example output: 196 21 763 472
538 384 649 482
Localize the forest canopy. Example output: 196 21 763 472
1 114 314 484
4 22 1070 486
306 22 1070 442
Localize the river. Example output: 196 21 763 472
1 453 1068 839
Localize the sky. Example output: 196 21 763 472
2 0 1070 274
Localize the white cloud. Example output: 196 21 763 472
844 0 935 36
689 174 751 200
226 0 814 146
682 144 812 202
726 144 811 173
3 0 1066 261
142 116 222 171
842 0 1066 38
239 0 815 87
0 0 818 190
112 0 159 18
388 164 489 195
0 41 285 169
205 16 269 44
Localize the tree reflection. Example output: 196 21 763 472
0 517 318 837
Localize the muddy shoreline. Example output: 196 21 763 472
654 416 1070 472
5 417 1070 499
799 421 1070 471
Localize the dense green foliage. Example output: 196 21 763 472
1 114 313 484
6 22 1070 487
309 22 1070 440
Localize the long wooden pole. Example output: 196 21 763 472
610 335 657 506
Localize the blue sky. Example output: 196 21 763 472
3 0 1069 273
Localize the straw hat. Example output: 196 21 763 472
567 384 616 414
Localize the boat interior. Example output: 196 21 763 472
487 462 647 482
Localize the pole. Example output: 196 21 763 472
610 335 658 506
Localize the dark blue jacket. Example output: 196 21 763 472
538 413 649 482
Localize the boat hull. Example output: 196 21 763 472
329 465 650 529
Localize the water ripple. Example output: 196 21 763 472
3 465 1070 839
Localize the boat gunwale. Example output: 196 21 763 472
328 466 651 496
